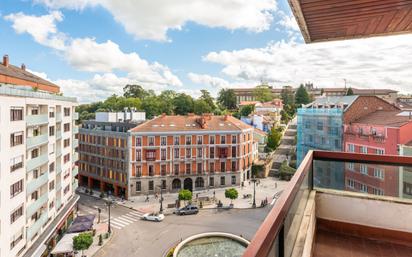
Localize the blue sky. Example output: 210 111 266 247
1 0 411 102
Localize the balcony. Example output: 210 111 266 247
73 152 79 162
73 126 79 134
56 147 62 156
56 112 62 122
27 193 48 218
26 154 48 172
242 151 412 257
27 172 48 195
27 211 48 241
72 178 78 189
56 181 62 191
56 130 62 140
72 166 78 177
26 114 48 126
73 138 79 148
56 164 62 174
26 134 48 149
73 112 79 120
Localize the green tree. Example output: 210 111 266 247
178 189 192 205
73 232 93 256
225 188 239 204
281 86 295 106
240 104 255 117
173 93 194 115
266 127 282 152
194 99 213 114
295 84 311 106
123 84 147 99
159 90 177 114
281 109 291 123
217 88 237 110
253 85 273 102
346 87 354 96
279 160 296 181
199 89 216 111
141 96 162 119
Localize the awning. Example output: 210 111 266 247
67 215 95 233
50 233 79 255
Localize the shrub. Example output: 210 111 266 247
225 188 239 204
279 160 296 181
73 232 93 256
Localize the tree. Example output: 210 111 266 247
178 189 192 205
346 87 354 96
281 109 291 124
266 127 283 152
123 84 147 99
159 90 177 115
194 99 213 114
240 104 255 117
217 88 237 110
173 93 194 115
295 84 311 106
281 86 295 106
199 89 216 111
279 160 296 181
73 232 93 256
225 188 239 205
141 96 162 119
253 85 273 102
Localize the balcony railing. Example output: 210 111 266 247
73 166 78 177
56 163 62 174
73 112 79 120
73 152 79 162
26 114 48 126
27 172 48 195
26 154 48 172
27 193 48 218
243 150 412 257
27 211 48 241
27 134 48 149
73 139 79 148
56 112 62 122
56 130 62 140
73 126 79 134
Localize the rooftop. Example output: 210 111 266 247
352 110 412 127
0 83 76 102
305 95 358 110
131 114 253 133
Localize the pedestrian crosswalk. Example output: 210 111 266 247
104 210 145 230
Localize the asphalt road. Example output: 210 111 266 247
78 194 272 257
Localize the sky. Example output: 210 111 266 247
0 0 411 103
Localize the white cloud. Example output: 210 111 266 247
4 11 66 50
188 72 230 88
203 34 412 93
277 12 299 32
34 0 277 41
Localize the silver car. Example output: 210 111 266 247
175 205 199 215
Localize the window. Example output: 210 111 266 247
221 135 226 144
148 137 155 146
161 149 167 160
209 136 215 144
197 135 203 144
148 181 154 191
148 165 154 176
64 123 70 132
49 126 55 136
162 180 166 190
197 163 202 174
31 191 38 200
372 187 384 196
186 163 191 174
49 180 55 191
221 162 226 172
334 139 340 149
136 181 141 192
186 148 191 158
64 153 70 163
31 148 39 159
10 155 23 172
161 165 167 176
231 175 236 185
347 144 355 153
360 164 368 175
220 176 225 186
136 149 142 161
146 150 156 161
209 177 214 187
10 180 23 198
231 161 236 171
348 162 355 170
347 179 355 189
231 146 236 157
31 108 39 115
174 148 179 158
64 107 70 116
210 147 215 158
10 132 24 147
360 146 367 154
186 136 192 145
360 184 368 193
317 121 323 131
136 137 142 146
232 135 237 144
10 107 23 121
174 136 180 145
197 148 202 158
10 205 23 224
174 164 179 175
373 168 384 179
210 162 215 173
64 185 70 195
376 149 384 155
64 138 70 148
49 162 55 173
49 107 55 118
136 166 142 177
161 136 167 146
10 229 23 250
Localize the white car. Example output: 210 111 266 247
141 212 165 222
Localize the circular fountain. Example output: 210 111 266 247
173 232 250 257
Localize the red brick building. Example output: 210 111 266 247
129 114 255 196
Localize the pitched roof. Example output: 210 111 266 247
306 95 359 111
254 128 267 136
131 115 253 133
352 111 412 127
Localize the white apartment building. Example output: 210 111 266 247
0 84 79 257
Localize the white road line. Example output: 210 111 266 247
117 216 133 223
111 218 130 225
110 220 126 227
123 214 139 221
129 211 143 217
110 224 122 230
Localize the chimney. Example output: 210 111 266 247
3 55 9 67
21 63 26 71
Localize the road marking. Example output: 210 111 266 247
129 211 144 217
123 214 139 221
110 224 122 230
111 218 130 225
110 220 126 227
116 216 134 224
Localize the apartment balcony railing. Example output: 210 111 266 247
73 139 79 148
26 114 48 126
27 211 48 241
73 112 79 120
27 193 48 218
56 130 62 140
73 126 79 134
72 166 78 177
243 150 412 257
56 164 62 174
56 147 62 156
56 112 62 122
27 172 48 195
27 134 48 149
73 152 79 162
56 198 62 209
72 178 78 189
26 154 48 172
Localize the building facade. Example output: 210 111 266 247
129 114 255 196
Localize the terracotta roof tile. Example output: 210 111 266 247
352 111 412 127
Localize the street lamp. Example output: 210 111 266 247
105 199 114 233
157 185 164 214
251 176 257 208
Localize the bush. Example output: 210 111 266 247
98 234 103 246
104 233 109 239
251 164 264 177
279 160 296 181
289 160 297 169
73 232 93 256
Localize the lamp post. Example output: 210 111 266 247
251 176 257 208
105 199 114 233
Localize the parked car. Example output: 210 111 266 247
175 205 199 215
141 212 165 222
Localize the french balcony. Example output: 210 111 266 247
26 114 48 126
241 151 412 257
26 134 48 149
26 154 48 172
26 193 48 218
27 211 48 241
27 172 48 195
73 112 79 120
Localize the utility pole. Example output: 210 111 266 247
105 199 114 234
251 176 257 208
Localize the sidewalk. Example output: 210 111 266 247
77 177 288 214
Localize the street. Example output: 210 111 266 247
78 194 272 257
